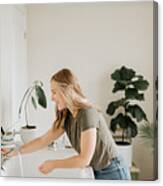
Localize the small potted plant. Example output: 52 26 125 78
139 77 158 152
106 66 149 167
138 121 156 152
19 80 47 142
1 126 14 145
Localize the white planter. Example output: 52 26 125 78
117 143 133 168
20 127 38 143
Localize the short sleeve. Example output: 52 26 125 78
80 108 100 132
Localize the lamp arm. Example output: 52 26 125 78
24 86 35 127
18 86 33 118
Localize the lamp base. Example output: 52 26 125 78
20 127 38 143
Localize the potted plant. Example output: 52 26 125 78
106 66 149 167
138 77 158 177
18 80 47 142
138 122 156 152
138 77 158 152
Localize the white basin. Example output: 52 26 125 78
1 147 94 179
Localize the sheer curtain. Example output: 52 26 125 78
0 5 28 131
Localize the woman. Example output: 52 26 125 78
2 68 131 180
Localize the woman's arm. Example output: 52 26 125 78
19 126 64 154
2 126 64 157
39 128 96 174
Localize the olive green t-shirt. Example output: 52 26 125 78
64 107 118 171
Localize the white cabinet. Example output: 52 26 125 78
0 5 28 130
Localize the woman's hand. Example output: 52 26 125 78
38 160 55 174
1 148 17 157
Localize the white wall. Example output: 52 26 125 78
27 2 155 180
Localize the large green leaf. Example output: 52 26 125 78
118 114 128 129
135 94 144 101
110 113 128 131
106 99 125 115
111 66 136 81
110 117 119 132
107 102 116 115
110 113 125 132
132 79 149 90
126 105 147 122
120 66 136 80
35 86 47 108
120 115 138 138
110 114 138 138
111 69 121 81
112 82 126 93
126 118 138 138
125 88 144 100
135 75 143 79
125 88 138 99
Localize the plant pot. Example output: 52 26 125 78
116 141 132 168
1 131 14 147
20 126 37 143
2 131 14 141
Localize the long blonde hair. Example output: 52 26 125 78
51 68 95 129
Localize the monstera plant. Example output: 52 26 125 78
106 66 149 144
18 80 47 129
